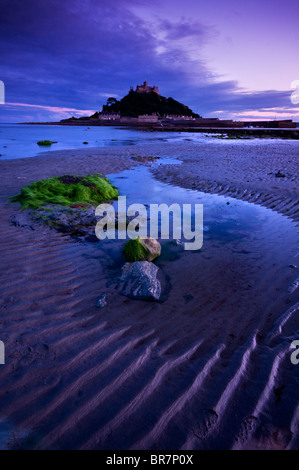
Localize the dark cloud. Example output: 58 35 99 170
0 0 297 121
159 19 211 41
187 82 293 111
0 0 165 108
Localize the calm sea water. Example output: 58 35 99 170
0 123 293 160
0 123 212 160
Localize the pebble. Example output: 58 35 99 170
96 293 107 308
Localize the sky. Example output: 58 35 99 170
0 0 298 122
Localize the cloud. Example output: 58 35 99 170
233 109 299 119
0 0 297 121
98 93 120 99
5 102 96 114
0 0 162 108
165 78 298 120
0 0 214 103
159 19 211 41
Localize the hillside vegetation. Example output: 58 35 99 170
102 90 200 118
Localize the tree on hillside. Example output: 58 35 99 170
105 97 119 108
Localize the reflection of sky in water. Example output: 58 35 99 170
0 124 201 159
0 123 286 160
108 164 295 248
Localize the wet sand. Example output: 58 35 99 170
0 141 298 450
151 140 299 222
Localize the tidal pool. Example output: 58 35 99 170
107 160 298 256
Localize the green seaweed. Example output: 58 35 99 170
11 174 119 209
37 140 54 146
123 237 151 262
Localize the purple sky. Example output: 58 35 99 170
0 0 298 122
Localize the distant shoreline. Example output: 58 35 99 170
17 121 299 139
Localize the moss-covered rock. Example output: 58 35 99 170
123 237 161 262
123 238 151 262
37 140 54 146
141 237 161 260
11 174 119 209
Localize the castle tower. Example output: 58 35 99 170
135 81 160 95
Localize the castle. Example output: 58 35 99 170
130 81 160 95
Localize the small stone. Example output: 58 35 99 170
183 294 194 303
96 293 107 308
173 239 184 246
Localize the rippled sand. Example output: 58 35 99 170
0 141 298 450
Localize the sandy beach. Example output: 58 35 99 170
0 140 298 450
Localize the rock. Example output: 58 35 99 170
118 261 161 301
183 294 194 303
275 170 286 178
37 140 53 146
140 237 161 261
69 203 90 209
96 293 107 308
123 237 161 262
29 204 98 239
173 239 184 247
131 155 160 163
11 212 35 230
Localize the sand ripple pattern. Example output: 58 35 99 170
0 141 299 449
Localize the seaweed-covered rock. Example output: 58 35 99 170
10 174 118 209
37 140 55 146
118 261 161 301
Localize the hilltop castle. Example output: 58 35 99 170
130 81 160 95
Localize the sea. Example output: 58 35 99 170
0 123 212 160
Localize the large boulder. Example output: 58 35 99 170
118 261 161 301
